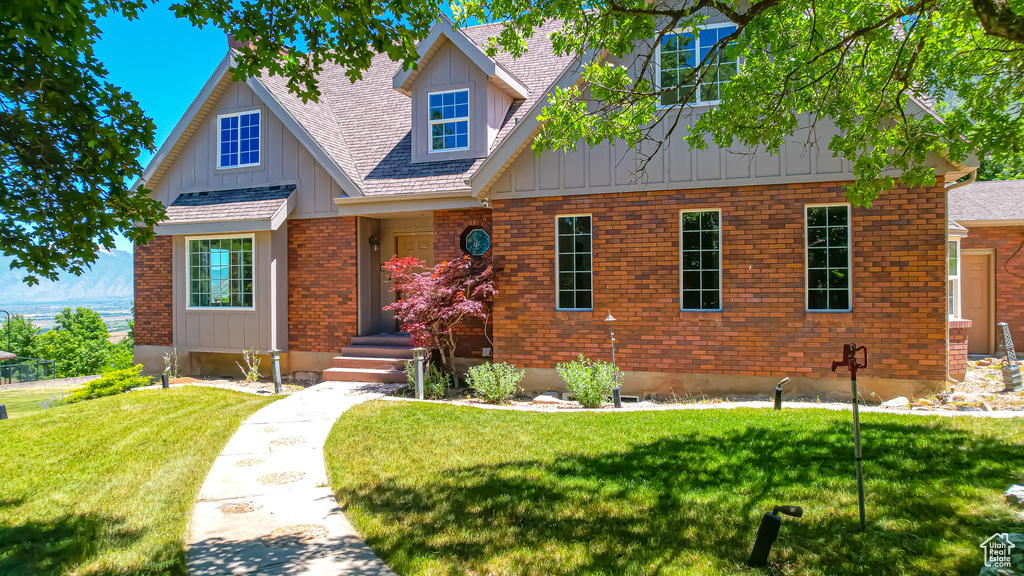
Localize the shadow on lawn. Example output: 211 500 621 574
338 418 1024 576
0 511 184 576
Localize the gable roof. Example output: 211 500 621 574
157 184 296 234
393 14 529 100
135 54 362 198
949 180 1024 224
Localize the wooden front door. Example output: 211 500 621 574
394 234 434 267
963 253 992 354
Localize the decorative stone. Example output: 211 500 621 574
261 524 329 547
257 471 305 485
956 404 983 412
881 396 909 408
917 398 934 406
221 501 262 514
270 436 305 446
533 392 571 404
1005 485 1024 509
234 458 265 467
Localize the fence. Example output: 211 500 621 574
0 357 57 386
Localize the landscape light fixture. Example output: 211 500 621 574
270 349 282 395
605 311 622 408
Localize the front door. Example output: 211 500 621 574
394 234 434 267
963 253 992 354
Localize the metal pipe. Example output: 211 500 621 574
413 348 426 400
270 349 282 395
161 373 169 390
852 372 866 531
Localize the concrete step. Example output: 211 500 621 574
322 367 408 384
332 356 410 370
341 345 415 359
350 333 412 347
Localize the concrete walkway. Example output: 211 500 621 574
188 381 403 576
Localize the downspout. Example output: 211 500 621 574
943 168 978 384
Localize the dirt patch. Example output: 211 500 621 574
261 524 328 547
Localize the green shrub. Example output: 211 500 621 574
69 365 151 403
467 362 525 404
403 361 450 399
555 354 620 408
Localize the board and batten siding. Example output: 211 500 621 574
149 82 341 219
489 112 859 197
170 228 289 352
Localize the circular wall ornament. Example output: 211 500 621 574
460 226 491 256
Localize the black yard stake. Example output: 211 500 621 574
831 343 868 531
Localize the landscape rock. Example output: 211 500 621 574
956 404 983 412
982 402 993 412
911 406 934 412
881 396 910 408
917 398 934 406
1006 485 1024 509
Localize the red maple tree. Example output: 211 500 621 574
383 255 496 378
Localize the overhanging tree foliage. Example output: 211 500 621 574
6 0 1024 284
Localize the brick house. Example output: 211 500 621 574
134 14 977 400
949 180 1024 368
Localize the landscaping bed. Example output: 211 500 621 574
0 387 274 575
167 376 305 395
326 401 1024 576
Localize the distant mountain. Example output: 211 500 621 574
0 250 133 305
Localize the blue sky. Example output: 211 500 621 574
96 4 226 251
96 4 462 252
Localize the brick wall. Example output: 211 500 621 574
491 180 948 381
433 208 493 357
959 225 1024 349
134 235 173 346
288 217 359 352
949 320 971 378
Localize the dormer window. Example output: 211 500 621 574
428 89 469 152
218 110 260 168
657 24 738 106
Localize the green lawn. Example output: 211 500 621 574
0 387 275 575
326 402 1024 576
0 388 78 418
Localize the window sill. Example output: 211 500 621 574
185 306 257 312
949 318 973 330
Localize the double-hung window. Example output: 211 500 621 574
428 89 469 152
948 239 961 318
680 210 721 310
188 236 254 308
806 205 851 311
218 110 260 168
556 216 592 310
657 23 738 106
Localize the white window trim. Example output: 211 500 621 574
948 238 962 319
655 21 739 109
185 233 257 311
804 203 853 313
679 208 723 312
555 213 594 312
427 88 471 153
216 109 262 170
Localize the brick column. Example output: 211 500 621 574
134 235 173 346
949 319 972 380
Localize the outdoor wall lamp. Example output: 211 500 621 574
368 235 381 253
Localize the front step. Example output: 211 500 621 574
322 367 409 384
341 345 415 359
350 333 412 347
332 356 410 370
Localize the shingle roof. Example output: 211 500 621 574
949 180 1024 222
164 185 296 224
949 220 968 232
257 19 574 196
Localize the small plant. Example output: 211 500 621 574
555 354 620 408
236 347 262 383
69 365 151 403
163 347 181 378
467 362 525 404
402 361 451 399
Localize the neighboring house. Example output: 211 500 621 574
134 13 976 400
949 180 1024 362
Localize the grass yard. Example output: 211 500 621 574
0 388 79 418
0 387 274 575
326 402 1024 576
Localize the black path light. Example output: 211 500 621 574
831 343 868 531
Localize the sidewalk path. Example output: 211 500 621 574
187 381 403 576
